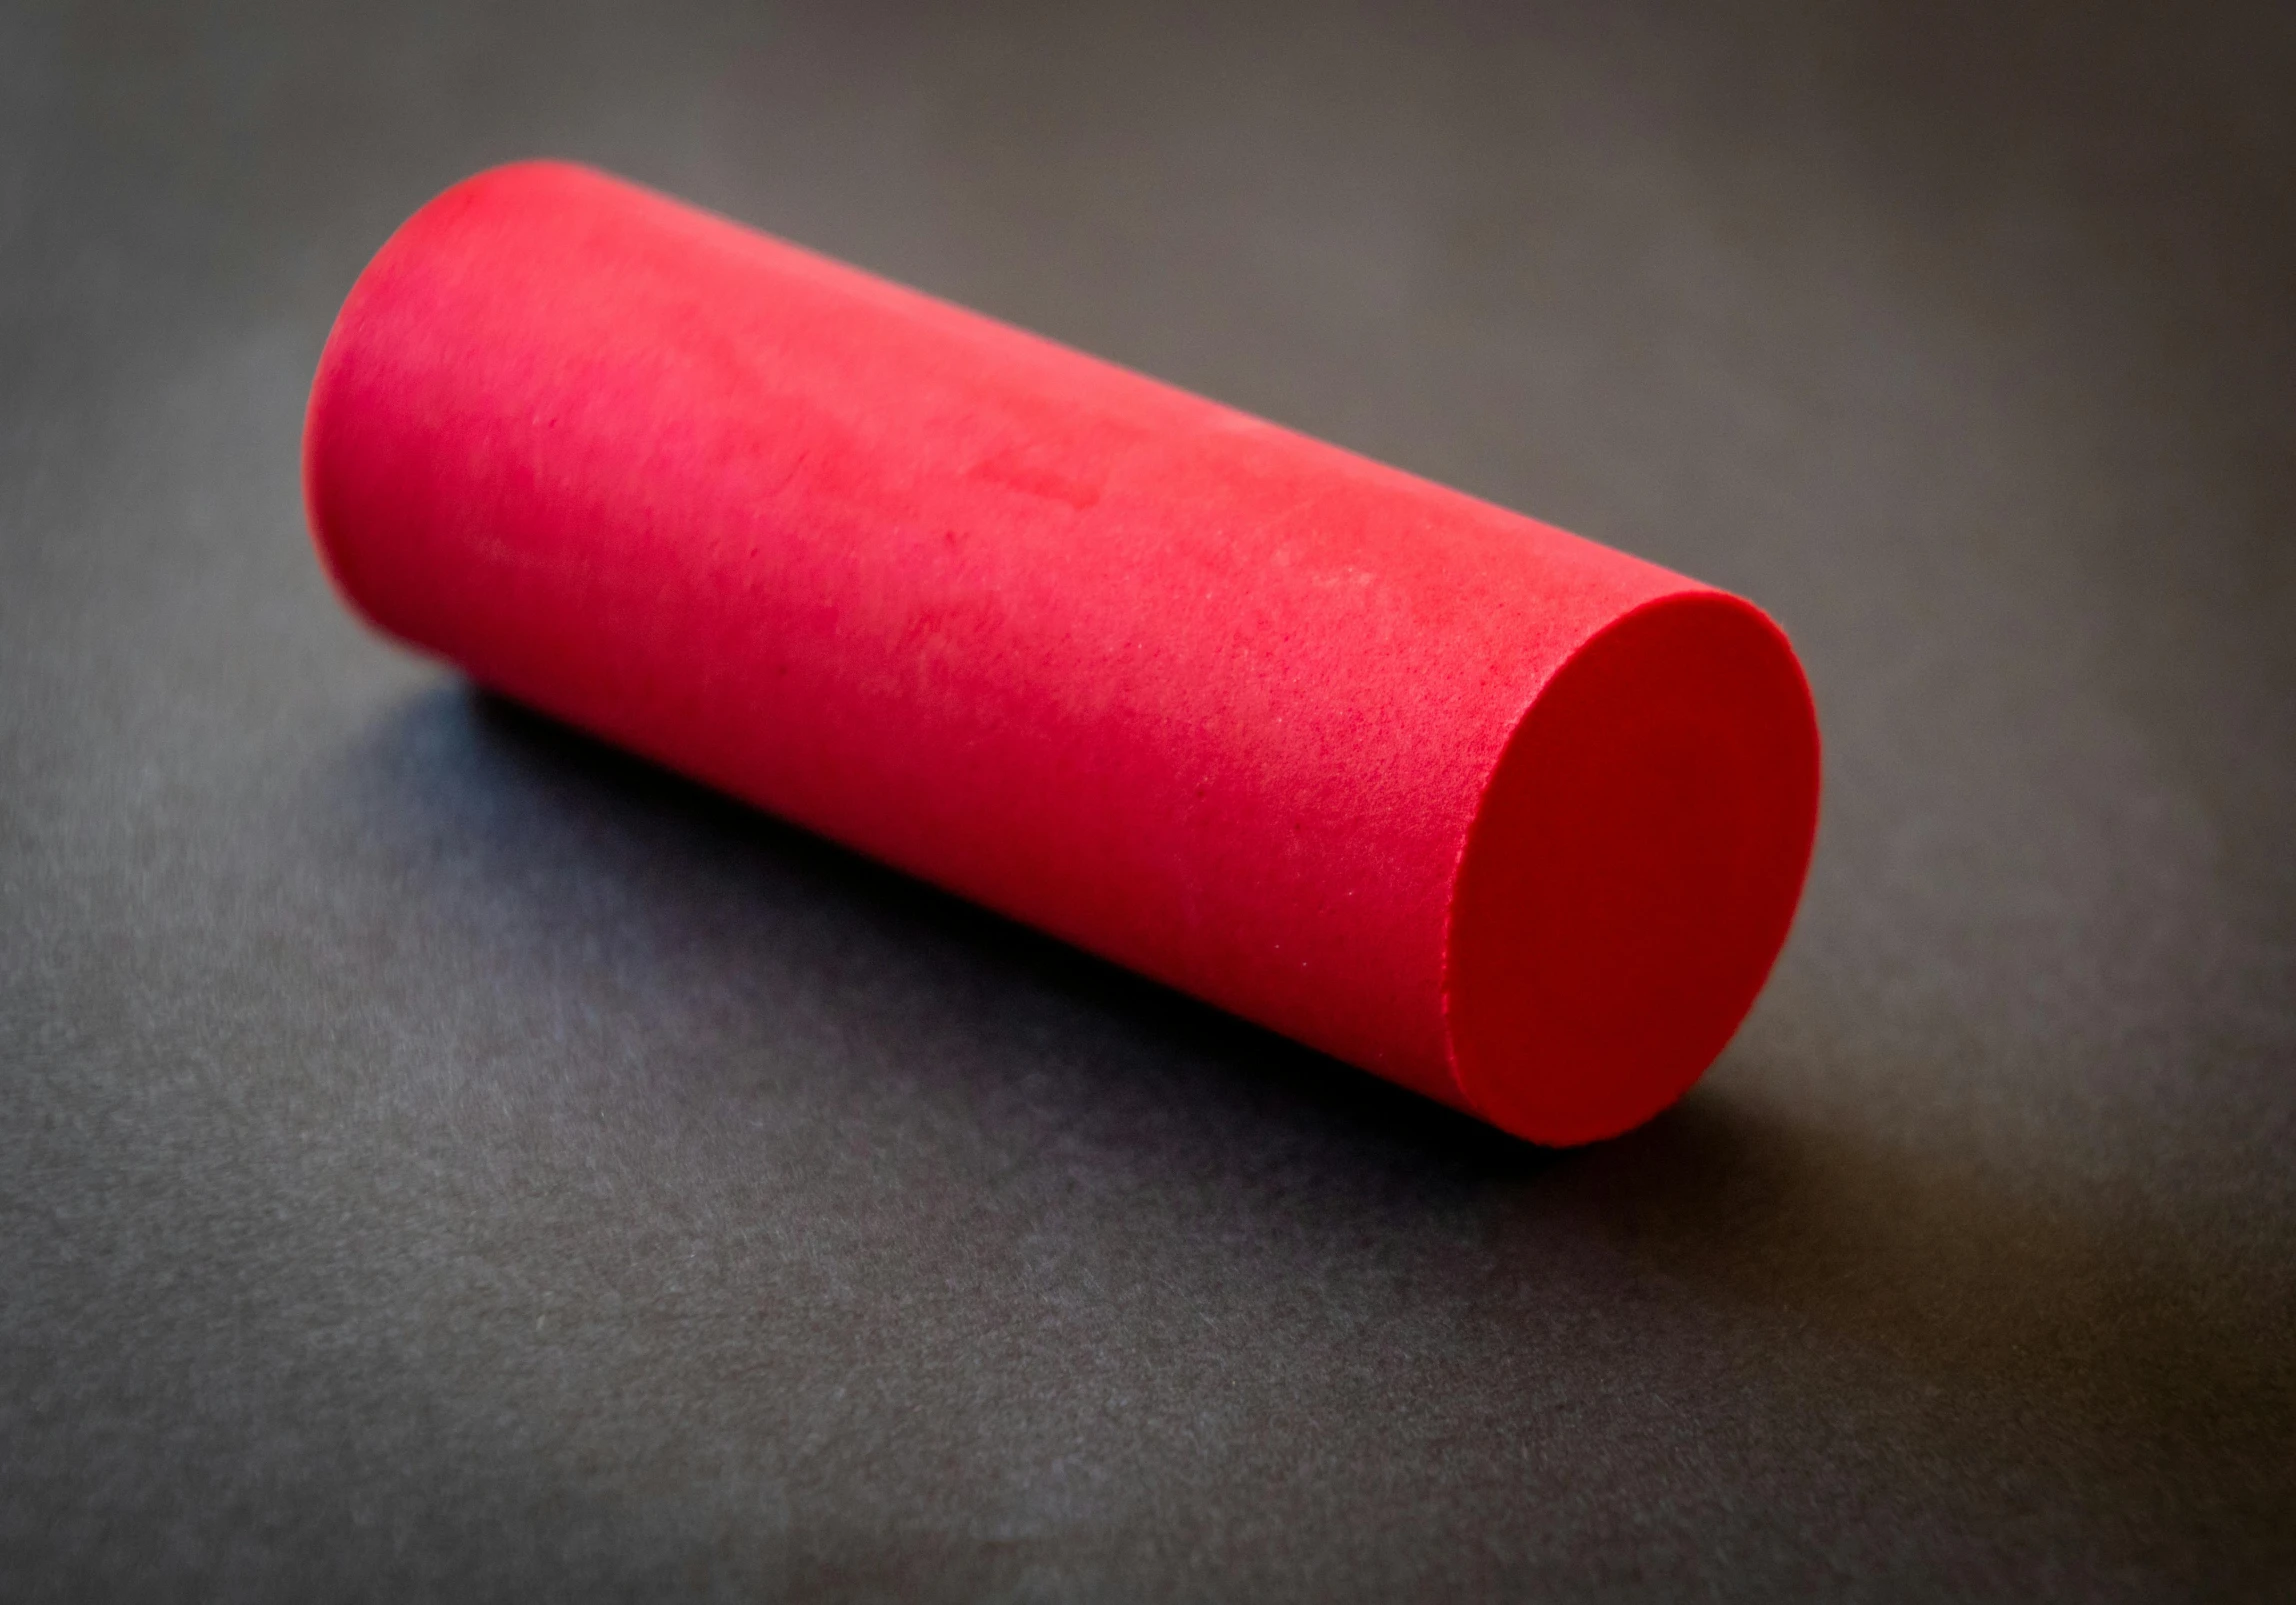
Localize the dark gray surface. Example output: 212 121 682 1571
4 1 2293 1598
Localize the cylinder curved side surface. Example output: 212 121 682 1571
304 160 1820 1144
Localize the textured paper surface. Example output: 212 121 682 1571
10 5 2295 1594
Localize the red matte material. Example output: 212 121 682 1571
304 160 1820 1145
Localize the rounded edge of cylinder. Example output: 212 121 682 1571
300 160 602 648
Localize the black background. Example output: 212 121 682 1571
4 2 2293 1598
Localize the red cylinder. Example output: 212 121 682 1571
304 160 1820 1145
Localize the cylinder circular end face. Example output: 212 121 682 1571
1444 593 1821 1146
